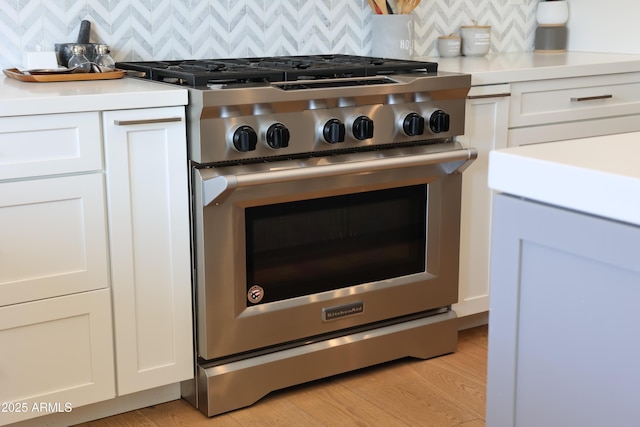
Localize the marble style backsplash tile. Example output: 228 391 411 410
0 0 537 69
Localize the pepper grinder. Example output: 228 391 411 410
67 45 91 72
95 45 115 72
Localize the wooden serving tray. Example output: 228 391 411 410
3 68 125 82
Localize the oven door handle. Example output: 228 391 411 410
202 147 477 206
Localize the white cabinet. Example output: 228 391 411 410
455 84 510 321
103 107 193 395
456 71 640 324
0 105 193 425
508 72 640 146
0 113 115 426
487 194 640 427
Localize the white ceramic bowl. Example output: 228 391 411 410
437 35 461 57
460 26 491 57
536 1 569 25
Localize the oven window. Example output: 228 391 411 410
245 184 427 305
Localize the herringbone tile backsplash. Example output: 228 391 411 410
0 0 537 69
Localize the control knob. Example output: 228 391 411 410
352 115 374 140
402 112 425 136
266 123 290 149
429 110 450 134
232 125 258 152
322 119 346 144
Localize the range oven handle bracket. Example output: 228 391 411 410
202 148 477 206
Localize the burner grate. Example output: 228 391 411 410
116 55 438 87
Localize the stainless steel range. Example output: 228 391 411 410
117 55 476 417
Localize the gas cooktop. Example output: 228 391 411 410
116 54 438 87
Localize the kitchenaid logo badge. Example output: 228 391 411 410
322 301 364 321
247 285 264 304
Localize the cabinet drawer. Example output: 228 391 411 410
0 289 115 426
0 173 109 306
508 114 640 147
0 112 102 180
509 73 640 128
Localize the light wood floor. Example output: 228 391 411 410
76 325 487 427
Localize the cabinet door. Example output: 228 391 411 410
487 194 640 427
0 289 115 426
103 107 193 395
455 85 510 318
0 174 109 306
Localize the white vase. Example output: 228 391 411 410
536 1 569 25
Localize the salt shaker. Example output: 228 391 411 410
67 45 91 72
95 45 115 72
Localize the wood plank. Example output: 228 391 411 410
407 359 486 419
73 409 154 427
459 325 488 349
141 400 240 427
337 360 478 426
284 377 408 425
432 331 488 385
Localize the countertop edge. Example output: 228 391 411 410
0 76 189 117
488 133 640 226
420 52 640 86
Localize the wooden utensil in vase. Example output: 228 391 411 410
401 0 421 14
368 0 380 14
374 0 389 14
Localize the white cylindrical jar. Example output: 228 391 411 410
536 1 569 25
437 35 461 57
460 25 491 57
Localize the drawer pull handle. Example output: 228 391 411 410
570 94 613 102
114 117 182 126
467 93 511 100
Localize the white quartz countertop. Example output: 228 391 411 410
488 132 640 226
417 52 640 86
0 75 188 117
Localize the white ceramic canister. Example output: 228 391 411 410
437 35 461 57
536 1 569 25
460 25 491 57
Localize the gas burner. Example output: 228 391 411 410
117 54 438 87
172 61 228 72
252 58 313 69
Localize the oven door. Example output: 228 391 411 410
193 142 476 361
